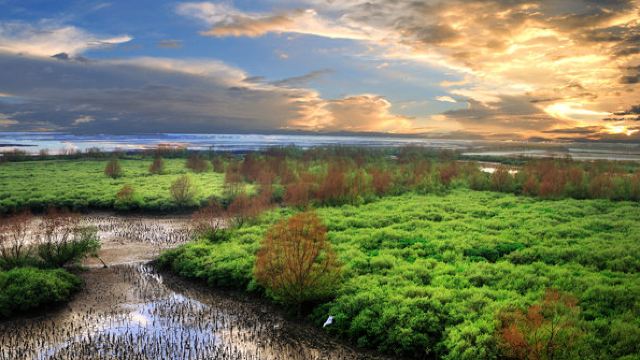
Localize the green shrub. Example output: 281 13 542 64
158 240 255 289
0 267 81 318
160 190 640 358
37 227 101 268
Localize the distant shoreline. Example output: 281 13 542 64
0 143 35 147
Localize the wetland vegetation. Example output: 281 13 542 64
160 190 640 359
1 146 639 359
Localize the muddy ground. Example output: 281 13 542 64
0 214 395 360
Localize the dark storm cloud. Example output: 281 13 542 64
0 52 312 133
543 126 602 135
401 23 460 46
613 104 640 117
621 75 640 84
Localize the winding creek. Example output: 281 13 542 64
0 214 391 360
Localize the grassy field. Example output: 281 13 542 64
0 158 226 212
160 189 640 359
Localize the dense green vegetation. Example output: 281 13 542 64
2 146 640 214
0 211 102 318
159 189 640 359
2 147 640 357
0 158 225 212
0 267 81 318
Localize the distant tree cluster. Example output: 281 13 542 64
185 153 208 173
8 145 640 215
216 148 640 208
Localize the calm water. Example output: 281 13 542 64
0 264 389 360
0 132 472 154
0 214 390 360
1 132 639 161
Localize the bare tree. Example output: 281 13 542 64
149 156 165 174
171 175 197 205
223 161 245 197
227 192 270 227
37 208 100 267
104 158 123 178
191 199 228 240
0 211 33 268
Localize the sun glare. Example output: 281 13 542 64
605 125 639 136
544 102 610 121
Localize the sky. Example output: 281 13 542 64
0 0 639 141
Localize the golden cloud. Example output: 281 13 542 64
180 0 640 139
287 94 419 133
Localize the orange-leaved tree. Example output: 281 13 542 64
254 211 341 307
317 164 349 205
369 167 392 196
170 175 197 206
498 288 584 360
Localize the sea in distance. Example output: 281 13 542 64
1 132 639 161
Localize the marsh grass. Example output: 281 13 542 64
0 158 226 212
160 189 640 359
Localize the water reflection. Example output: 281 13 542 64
0 264 388 360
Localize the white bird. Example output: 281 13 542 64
323 315 334 328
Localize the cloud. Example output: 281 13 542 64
435 96 456 103
275 50 289 59
620 75 639 84
614 104 640 116
2 2 637 138
271 69 332 87
202 13 295 38
289 94 418 133
606 104 640 121
442 95 567 133
72 115 95 125
176 1 640 138
0 52 417 133
176 3 373 40
0 52 299 132
543 126 603 135
543 102 611 122
0 21 131 56
0 113 18 127
175 2 297 37
540 124 639 141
